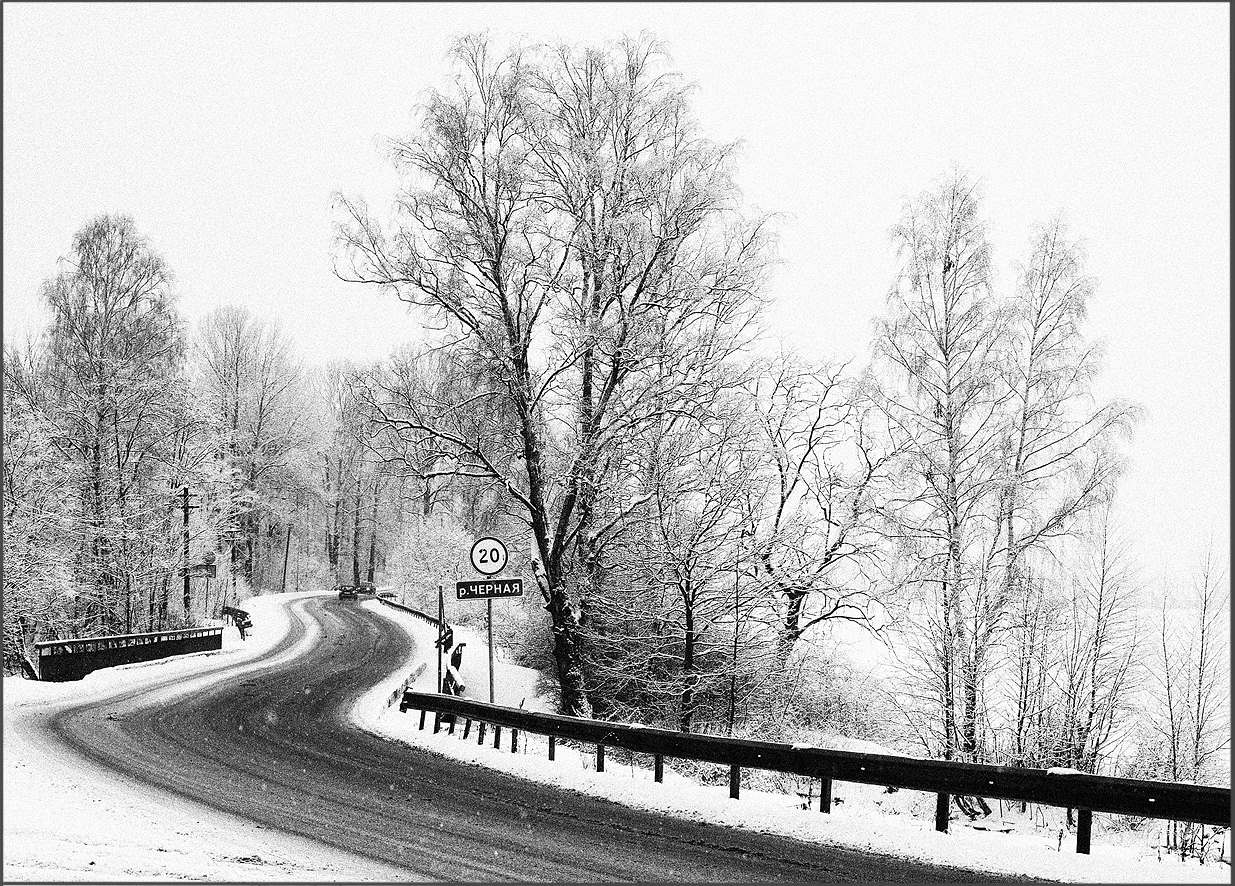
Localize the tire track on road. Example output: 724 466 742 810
50 594 1037 882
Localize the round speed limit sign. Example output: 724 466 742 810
470 537 508 576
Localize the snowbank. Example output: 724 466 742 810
353 598 548 714
3 591 409 882
354 600 1228 884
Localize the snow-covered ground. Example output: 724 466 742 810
359 598 546 708
3 591 409 882
355 600 1229 884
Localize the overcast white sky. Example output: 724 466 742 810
3 2 1229 581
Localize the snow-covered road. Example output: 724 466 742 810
5 591 1034 882
3 592 409 881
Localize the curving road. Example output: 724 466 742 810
48 594 1031 882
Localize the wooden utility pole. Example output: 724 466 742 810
281 523 293 593
179 486 200 616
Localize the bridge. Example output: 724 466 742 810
35 626 223 681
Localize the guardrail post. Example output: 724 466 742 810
418 709 426 730
478 722 486 744
935 793 950 833
654 754 663 783
548 735 556 761
1076 809 1092 854
494 725 502 749
729 765 740 799
819 775 833 813
597 744 605 772
433 712 441 734
448 715 456 735
511 729 519 753
463 718 472 739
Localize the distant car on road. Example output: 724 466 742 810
337 586 358 601
356 581 377 595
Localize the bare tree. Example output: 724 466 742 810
193 306 308 598
3 342 78 670
1183 548 1230 785
874 174 1140 778
1052 513 1143 774
997 219 1138 614
1003 564 1058 768
873 171 1007 762
336 35 770 716
584 389 768 731
34 215 191 633
1147 546 1230 858
316 361 372 586
743 355 899 665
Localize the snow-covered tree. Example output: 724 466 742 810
336 34 770 715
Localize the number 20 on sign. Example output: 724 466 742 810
470 537 507 575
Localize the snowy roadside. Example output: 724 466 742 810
354 600 1227 884
352 598 546 715
3 591 411 882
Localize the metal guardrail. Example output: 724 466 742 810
375 595 440 627
385 662 429 709
400 690 1231 855
375 597 451 698
35 626 224 681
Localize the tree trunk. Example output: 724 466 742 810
547 597 591 716
366 478 380 583
776 583 806 664
680 598 696 732
281 523 292 592
961 653 980 760
351 481 362 587
538 564 592 718
941 562 958 761
159 573 169 630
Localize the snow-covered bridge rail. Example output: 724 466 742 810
400 690 1230 857
34 626 223 681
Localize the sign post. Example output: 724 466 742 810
462 537 518 704
437 584 444 694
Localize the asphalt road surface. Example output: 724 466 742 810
49 594 1035 882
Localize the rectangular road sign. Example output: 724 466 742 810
179 563 217 578
456 578 523 600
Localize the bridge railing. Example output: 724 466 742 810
35 626 224 681
399 690 1230 856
